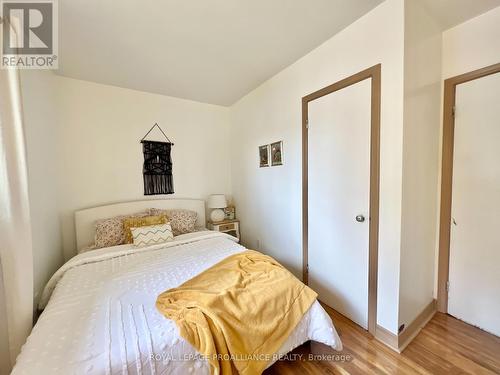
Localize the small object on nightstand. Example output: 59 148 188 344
207 194 227 222
224 205 236 220
208 219 240 241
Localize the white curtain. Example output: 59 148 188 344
0 30 34 372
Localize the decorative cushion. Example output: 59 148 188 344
149 209 197 236
122 215 167 244
94 212 148 249
131 223 174 247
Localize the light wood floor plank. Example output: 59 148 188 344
265 310 500 374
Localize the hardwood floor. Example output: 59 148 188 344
265 307 500 374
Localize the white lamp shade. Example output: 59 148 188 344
207 194 227 209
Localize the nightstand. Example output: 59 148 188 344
208 219 240 241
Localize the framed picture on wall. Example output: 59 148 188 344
271 141 283 166
259 145 270 167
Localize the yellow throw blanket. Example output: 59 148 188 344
156 250 317 375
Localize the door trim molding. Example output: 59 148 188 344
437 62 500 313
302 64 381 335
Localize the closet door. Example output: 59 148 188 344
308 78 371 329
449 71 500 337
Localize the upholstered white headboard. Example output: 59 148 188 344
74 198 206 250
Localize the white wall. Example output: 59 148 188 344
442 6 500 79
230 0 405 333
54 77 232 259
433 5 500 297
21 71 63 306
20 74 232 288
398 0 442 328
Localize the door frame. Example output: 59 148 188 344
302 64 381 335
437 62 500 313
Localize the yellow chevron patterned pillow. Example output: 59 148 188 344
130 223 174 247
122 215 167 244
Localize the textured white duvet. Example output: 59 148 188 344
13 231 341 375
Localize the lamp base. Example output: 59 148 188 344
210 208 225 222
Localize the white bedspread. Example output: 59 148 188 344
12 231 341 375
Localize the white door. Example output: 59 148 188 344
449 71 500 337
308 78 371 329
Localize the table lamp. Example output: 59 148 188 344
208 194 227 222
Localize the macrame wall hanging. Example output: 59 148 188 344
140 123 174 195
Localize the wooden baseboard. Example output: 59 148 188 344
398 299 437 351
375 299 437 353
375 324 399 351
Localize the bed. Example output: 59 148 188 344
12 199 342 374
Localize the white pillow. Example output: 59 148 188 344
131 223 174 247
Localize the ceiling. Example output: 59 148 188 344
58 1 500 106
421 0 500 30
58 0 383 106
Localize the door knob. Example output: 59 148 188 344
355 215 365 223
